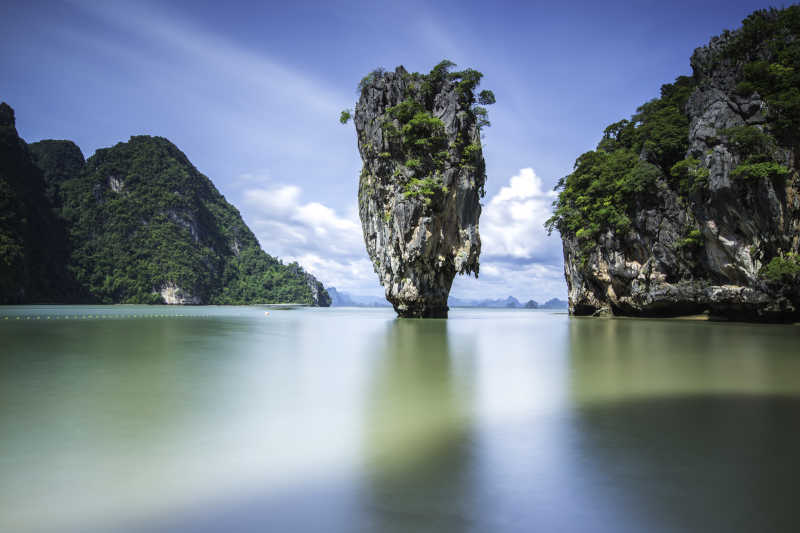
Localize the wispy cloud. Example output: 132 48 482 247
481 167 561 265
60 0 361 189
452 168 566 302
67 0 346 115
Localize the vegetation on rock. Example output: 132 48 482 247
349 60 491 317
545 75 696 244
547 7 799 271
0 104 80 303
345 60 494 204
548 6 800 321
761 252 800 283
719 7 800 146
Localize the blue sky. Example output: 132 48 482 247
0 0 781 301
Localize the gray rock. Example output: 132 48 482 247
353 66 486 317
159 282 201 305
561 25 800 322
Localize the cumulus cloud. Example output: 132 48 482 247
451 167 567 302
240 167 567 301
451 260 566 303
242 183 374 293
480 167 561 265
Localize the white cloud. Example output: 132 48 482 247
480 167 561 263
290 254 377 294
244 186 302 217
451 167 567 302
241 167 567 302
242 183 375 294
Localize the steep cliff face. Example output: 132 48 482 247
0 105 79 303
350 61 493 317
28 139 86 206
551 8 800 322
288 263 332 307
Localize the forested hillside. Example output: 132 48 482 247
1 104 329 306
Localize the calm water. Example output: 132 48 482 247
1 306 799 532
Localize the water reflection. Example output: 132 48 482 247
567 317 800 403
566 317 800 532
362 319 477 532
0 315 268 532
2 308 800 532
572 395 800 533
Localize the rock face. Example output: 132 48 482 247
159 282 201 305
0 104 80 303
288 263 332 307
555 9 800 322
352 62 492 317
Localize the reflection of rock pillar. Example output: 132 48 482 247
362 320 475 521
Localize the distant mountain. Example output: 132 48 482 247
448 295 523 308
540 298 568 309
327 287 391 307
328 288 566 310
0 103 330 306
327 287 356 306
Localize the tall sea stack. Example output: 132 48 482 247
347 61 494 317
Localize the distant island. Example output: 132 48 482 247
0 104 330 306
327 287 567 309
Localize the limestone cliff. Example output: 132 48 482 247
550 8 800 322
348 61 494 317
288 263 332 307
1 103 331 306
0 104 80 303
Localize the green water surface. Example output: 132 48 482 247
1 306 798 532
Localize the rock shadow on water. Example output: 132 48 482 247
563 316 800 532
570 394 800 533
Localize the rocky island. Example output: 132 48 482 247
0 103 330 306
342 61 494 317
547 7 800 322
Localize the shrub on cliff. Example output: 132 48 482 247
722 7 800 145
547 6 800 253
546 75 696 245
347 60 495 203
761 253 800 283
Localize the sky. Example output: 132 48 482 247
0 0 782 301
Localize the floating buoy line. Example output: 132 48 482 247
0 310 261 321
0 313 216 321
